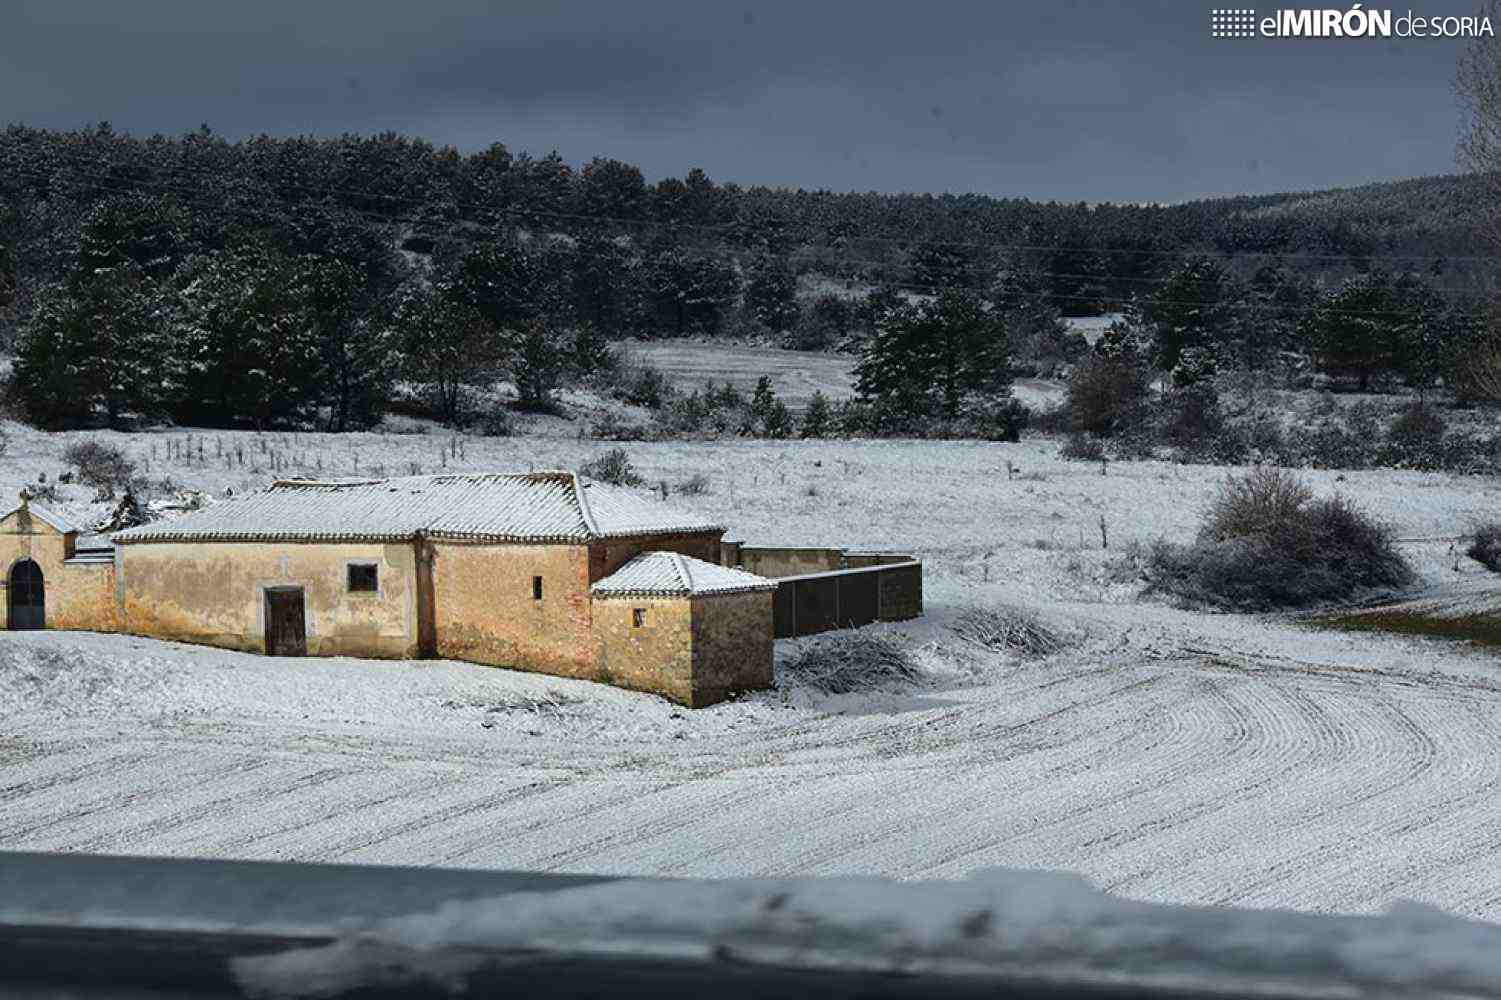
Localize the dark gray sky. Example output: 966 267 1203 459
2 0 1486 202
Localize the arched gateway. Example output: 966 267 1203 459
7 559 44 630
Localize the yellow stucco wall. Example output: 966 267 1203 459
591 597 696 704
590 591 774 707
430 540 596 678
0 508 118 633
118 540 419 657
691 591 775 707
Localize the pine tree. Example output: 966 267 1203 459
763 399 793 439
392 283 505 426
800 390 832 438
744 261 800 332
1141 256 1236 374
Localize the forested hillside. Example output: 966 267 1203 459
0 122 1493 434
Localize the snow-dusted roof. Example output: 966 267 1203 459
592 552 777 598
0 500 79 534
112 472 724 545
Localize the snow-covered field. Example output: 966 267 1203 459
5 423 1501 922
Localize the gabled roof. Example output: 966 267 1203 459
0 500 79 535
111 472 723 545
592 552 777 598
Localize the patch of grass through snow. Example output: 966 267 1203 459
1314 610 1501 648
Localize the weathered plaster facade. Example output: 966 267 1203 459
430 540 595 678
591 596 697 703
118 541 419 657
0 504 117 633
691 590 775 706
591 589 774 708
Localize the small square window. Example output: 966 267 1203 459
532 576 543 601
632 608 647 628
348 564 378 593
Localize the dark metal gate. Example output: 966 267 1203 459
7 560 44 630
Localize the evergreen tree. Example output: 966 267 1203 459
641 245 740 337
763 399 793 439
1300 271 1406 392
506 319 570 411
800 390 832 438
163 248 322 428
448 237 543 330
743 260 800 332
749 375 777 428
1140 256 1236 375
10 284 94 427
12 265 169 428
392 283 505 426
292 255 395 431
855 290 1011 423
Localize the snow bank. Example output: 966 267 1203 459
234 867 1501 998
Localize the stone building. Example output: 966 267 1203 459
2 472 780 708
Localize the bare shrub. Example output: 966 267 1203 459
950 605 1068 657
62 441 139 499
779 633 921 693
1467 522 1501 572
1059 432 1105 461
580 448 645 487
606 362 672 409
1146 467 1413 610
1202 465 1313 542
676 473 710 495
1065 354 1149 436
587 412 651 441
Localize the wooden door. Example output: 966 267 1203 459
7 560 44 630
264 587 306 656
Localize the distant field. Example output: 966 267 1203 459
622 341 857 410
621 341 1065 411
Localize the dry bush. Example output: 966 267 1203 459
779 633 921 694
580 448 645 486
950 605 1068 657
1467 522 1501 572
1059 432 1105 461
62 440 140 499
1201 465 1313 542
676 472 710 495
1146 466 1412 611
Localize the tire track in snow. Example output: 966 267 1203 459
894 673 1243 878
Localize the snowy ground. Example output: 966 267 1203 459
621 341 1065 412
5 426 1501 923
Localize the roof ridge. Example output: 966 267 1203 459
2 500 78 534
670 551 693 591
571 472 601 537
272 478 388 489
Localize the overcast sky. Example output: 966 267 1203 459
2 1 1487 203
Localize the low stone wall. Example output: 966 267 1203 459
771 561 922 639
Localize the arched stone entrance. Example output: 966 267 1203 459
7 559 44 630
